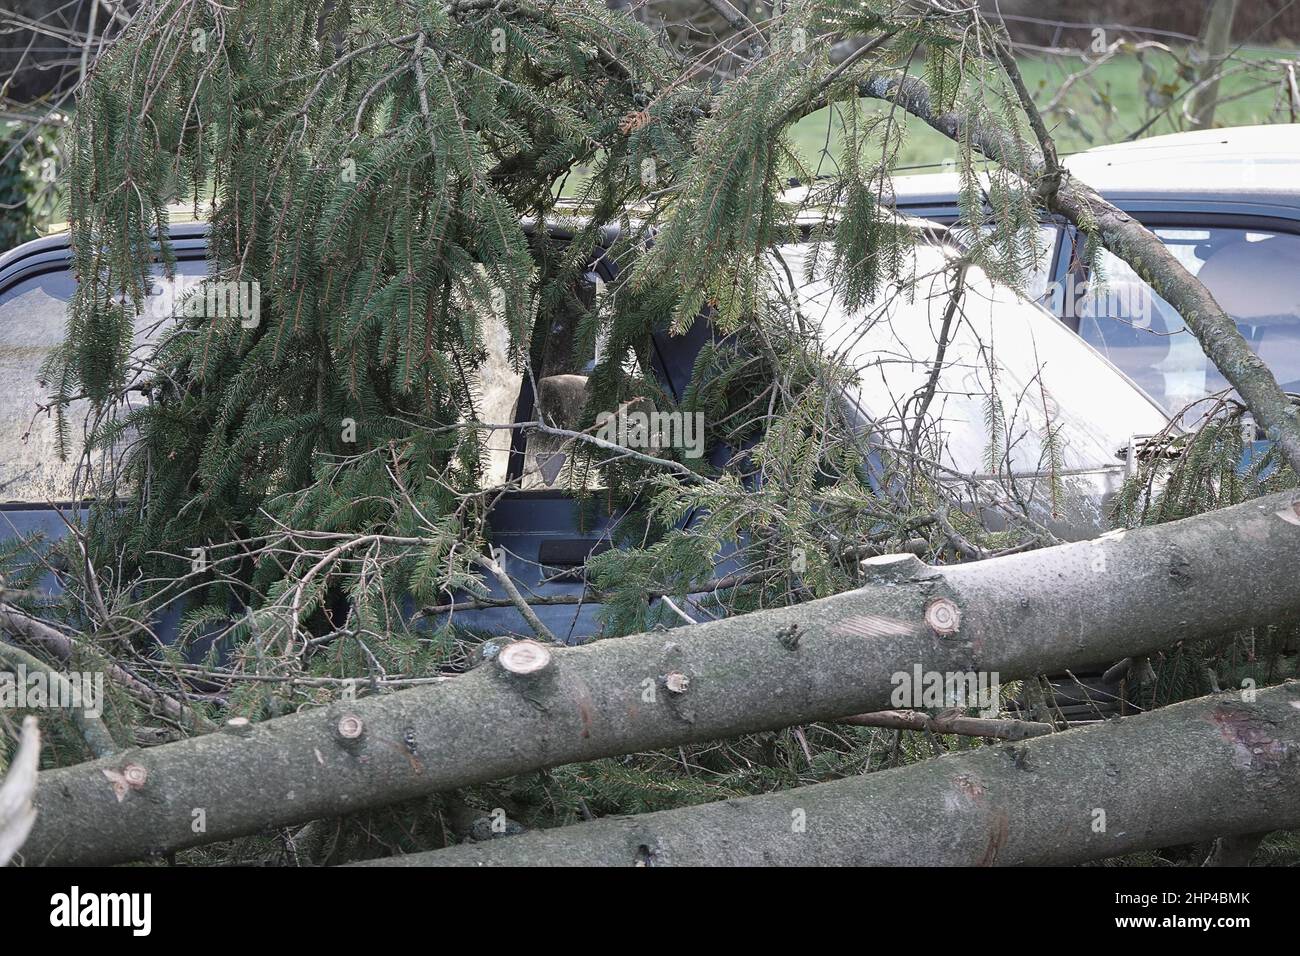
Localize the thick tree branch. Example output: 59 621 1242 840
18 490 1300 866
838 708 1052 740
702 0 757 40
353 684 1300 866
0 641 118 759
0 603 213 733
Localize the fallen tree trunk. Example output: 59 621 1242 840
20 490 1300 866
352 683 1300 866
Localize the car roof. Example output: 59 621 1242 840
0 215 626 282
0 219 210 283
890 123 1300 210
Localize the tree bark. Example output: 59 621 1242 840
18 489 1300 866
351 683 1300 866
854 70 1300 473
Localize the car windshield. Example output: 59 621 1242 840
792 238 1167 479
1077 226 1300 421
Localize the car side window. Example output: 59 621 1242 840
0 256 549 501
966 223 1062 302
0 260 205 503
1078 226 1300 420
0 268 79 502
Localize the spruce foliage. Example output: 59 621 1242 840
8 0 1294 863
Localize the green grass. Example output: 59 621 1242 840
787 46 1300 176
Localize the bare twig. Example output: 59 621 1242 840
474 551 558 643
837 708 1053 740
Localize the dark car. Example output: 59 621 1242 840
0 186 1173 648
